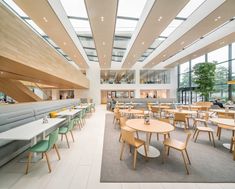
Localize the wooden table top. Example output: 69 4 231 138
119 109 143 114
209 109 235 114
210 118 235 127
126 119 174 133
165 109 197 114
151 105 171 109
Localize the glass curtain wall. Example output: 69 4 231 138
177 43 235 103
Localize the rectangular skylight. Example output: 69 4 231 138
25 20 46 35
177 0 205 18
150 38 165 49
117 0 147 18
3 0 28 17
115 18 138 32
84 49 97 56
60 0 88 18
160 19 184 37
69 18 91 33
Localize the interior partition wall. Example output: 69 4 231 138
177 42 235 104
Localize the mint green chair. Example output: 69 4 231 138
59 119 75 148
76 110 83 128
25 128 60 174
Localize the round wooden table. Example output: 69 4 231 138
210 118 235 150
126 119 174 158
165 109 198 114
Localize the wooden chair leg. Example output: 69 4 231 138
218 128 222 140
133 148 137 169
149 133 152 144
194 130 200 142
61 134 63 141
70 131 75 142
168 133 170 138
181 151 189 175
25 152 32 174
167 146 170 156
208 131 211 142
54 144 61 160
185 149 191 165
193 129 197 139
44 152 51 173
230 137 233 152
143 144 148 161
136 131 139 139
119 133 122 142
162 145 166 163
211 132 216 147
120 142 125 160
65 134 70 148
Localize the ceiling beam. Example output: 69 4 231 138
85 0 118 68
144 0 235 68
14 0 89 68
121 0 189 69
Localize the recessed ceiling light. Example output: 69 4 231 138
133 54 136 57
74 55 76 58
163 54 166 57
101 16 104 22
102 41 106 46
63 42 66 45
142 41 145 45
157 16 163 22
43 17 48 23
214 16 221 22
103 54 106 58
0 71 3 74
180 41 185 45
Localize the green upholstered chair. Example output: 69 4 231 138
59 119 75 148
25 128 60 174
74 110 83 129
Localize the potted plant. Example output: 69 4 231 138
193 62 216 101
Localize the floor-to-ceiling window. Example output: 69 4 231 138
177 43 235 103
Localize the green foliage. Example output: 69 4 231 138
193 62 216 101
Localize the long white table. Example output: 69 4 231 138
0 118 65 162
57 109 81 116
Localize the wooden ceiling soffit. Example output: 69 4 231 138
122 0 189 69
14 0 89 68
0 4 89 89
144 0 235 68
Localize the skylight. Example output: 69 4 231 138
177 0 205 18
60 0 88 18
25 20 46 35
160 19 184 37
117 0 147 18
60 0 98 62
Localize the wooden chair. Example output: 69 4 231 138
217 112 234 119
192 112 209 129
193 115 215 147
113 108 121 126
151 107 161 118
59 119 76 148
25 128 60 174
217 124 235 152
173 113 188 130
119 116 139 142
162 132 191 174
120 127 148 169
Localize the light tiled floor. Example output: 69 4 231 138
0 105 234 189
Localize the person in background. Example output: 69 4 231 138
146 93 149 98
111 97 117 111
213 98 224 108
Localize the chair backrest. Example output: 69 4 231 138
121 127 136 146
203 112 209 121
182 106 189 110
151 107 160 113
49 111 58 118
68 119 75 131
218 112 234 119
119 116 127 128
199 106 209 111
174 113 186 122
48 128 59 150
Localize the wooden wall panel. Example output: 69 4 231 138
0 4 89 89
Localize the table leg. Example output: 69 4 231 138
137 132 160 158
